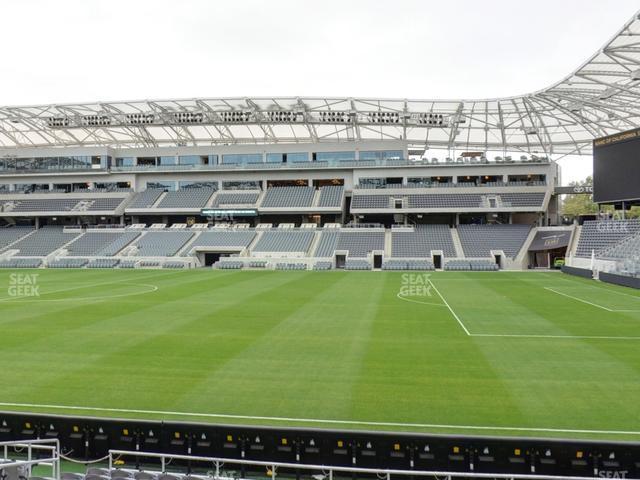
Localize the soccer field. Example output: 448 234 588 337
1 269 640 441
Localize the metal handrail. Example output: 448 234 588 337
108 449 640 480
0 438 60 480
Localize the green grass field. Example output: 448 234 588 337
1 269 640 441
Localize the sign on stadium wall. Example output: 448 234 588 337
554 185 593 195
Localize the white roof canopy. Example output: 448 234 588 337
1 11 640 155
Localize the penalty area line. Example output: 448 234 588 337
544 287 615 312
427 280 472 336
0 402 640 436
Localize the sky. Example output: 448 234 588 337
1 0 638 183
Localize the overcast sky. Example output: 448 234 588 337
1 0 638 183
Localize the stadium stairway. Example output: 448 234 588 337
567 225 583 258
246 230 264 253
384 229 392 257
0 228 37 254
450 227 465 258
175 230 203 256
119 232 146 256
44 229 86 265
205 191 218 207
307 230 322 256
311 188 321 207
255 189 267 208
148 191 168 208
511 226 540 268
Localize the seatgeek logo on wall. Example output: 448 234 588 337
8 273 40 297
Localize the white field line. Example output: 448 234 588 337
471 333 640 340
427 280 472 336
544 287 615 312
544 287 640 312
395 292 447 307
5 283 159 302
0 402 639 436
0 270 178 303
400 282 640 340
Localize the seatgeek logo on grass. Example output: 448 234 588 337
399 273 433 297
8 273 40 298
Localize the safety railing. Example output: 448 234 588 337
0 438 60 480
108 449 640 480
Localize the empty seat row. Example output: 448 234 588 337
457 224 531 258
336 230 385 257
156 188 217 209
216 259 244 269
598 232 640 260
344 259 372 270
252 230 315 253
444 259 499 271
162 261 187 269
127 190 164 209
275 262 307 270
48 258 88 268
0 197 126 212
185 230 256 253
317 185 344 207
8 227 80 256
0 226 35 251
0 258 42 268
261 186 315 208
212 192 260 207
87 258 120 268
66 231 140 256
313 261 332 270
132 231 195 256
382 259 435 270
391 225 455 257
351 193 545 209
575 220 640 258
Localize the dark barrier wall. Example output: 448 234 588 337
600 271 640 289
1 411 640 477
561 265 593 279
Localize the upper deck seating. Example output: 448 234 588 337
212 192 260 207
127 190 164 209
318 186 344 207
156 188 216 209
261 186 315 208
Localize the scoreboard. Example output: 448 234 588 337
593 128 640 204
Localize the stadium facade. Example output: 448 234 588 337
0 11 639 275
